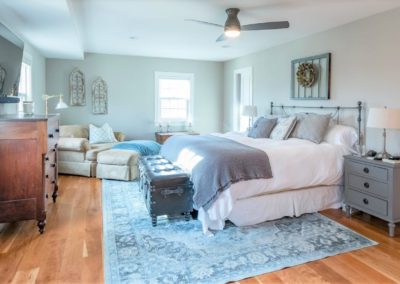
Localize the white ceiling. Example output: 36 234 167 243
0 0 400 62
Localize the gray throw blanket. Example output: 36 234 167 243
160 135 273 210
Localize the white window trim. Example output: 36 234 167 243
18 53 33 111
154 71 194 125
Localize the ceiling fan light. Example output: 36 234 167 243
224 29 240 38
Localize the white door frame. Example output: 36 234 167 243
233 66 253 131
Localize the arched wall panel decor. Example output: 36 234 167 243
69 68 86 106
291 53 331 100
92 77 108 114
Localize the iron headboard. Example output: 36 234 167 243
270 101 363 145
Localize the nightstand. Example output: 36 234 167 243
344 155 400 237
155 131 199 144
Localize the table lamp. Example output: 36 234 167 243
367 107 400 159
242 105 258 129
42 94 68 115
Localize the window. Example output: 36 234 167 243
233 67 253 131
155 72 194 124
18 57 32 111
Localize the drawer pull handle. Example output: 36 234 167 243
48 133 54 138
51 164 56 168
363 198 369 205
55 129 60 133
46 194 48 199
51 181 56 184
363 167 369 174
363 182 370 189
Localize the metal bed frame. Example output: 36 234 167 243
270 101 363 145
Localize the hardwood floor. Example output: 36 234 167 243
0 175 399 284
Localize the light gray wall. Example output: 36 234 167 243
223 8 400 154
46 53 223 140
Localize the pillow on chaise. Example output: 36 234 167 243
89 123 118 144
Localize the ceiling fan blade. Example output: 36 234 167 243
216 34 227 42
185 19 223 28
241 21 289 31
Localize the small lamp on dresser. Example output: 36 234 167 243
242 105 258 129
367 107 400 159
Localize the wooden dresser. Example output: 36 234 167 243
0 114 60 233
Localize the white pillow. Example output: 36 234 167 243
323 124 358 148
89 123 117 144
269 116 297 140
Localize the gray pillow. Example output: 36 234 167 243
248 117 277 138
290 113 331 143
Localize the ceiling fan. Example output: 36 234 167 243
186 8 289 42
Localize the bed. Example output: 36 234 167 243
160 102 363 234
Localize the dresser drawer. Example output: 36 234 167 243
47 117 59 150
345 189 388 217
348 174 388 199
346 160 388 182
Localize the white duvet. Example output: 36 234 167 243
174 132 353 234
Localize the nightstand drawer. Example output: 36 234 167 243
346 189 388 217
348 174 388 198
347 161 388 182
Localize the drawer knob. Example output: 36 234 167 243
46 194 48 199
55 128 60 133
48 133 54 138
363 182 370 189
45 157 49 161
363 198 369 205
363 167 369 174
45 174 49 178
51 164 56 168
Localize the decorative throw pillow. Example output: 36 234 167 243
290 113 331 144
248 117 277 138
269 116 297 140
89 123 118 144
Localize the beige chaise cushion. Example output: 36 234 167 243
60 124 89 139
97 149 139 166
58 137 89 152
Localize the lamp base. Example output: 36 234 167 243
376 152 392 160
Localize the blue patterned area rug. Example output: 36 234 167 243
102 180 377 284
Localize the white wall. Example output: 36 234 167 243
223 8 400 154
46 53 223 140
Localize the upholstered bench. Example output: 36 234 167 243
96 149 140 181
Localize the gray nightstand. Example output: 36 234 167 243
344 155 400 237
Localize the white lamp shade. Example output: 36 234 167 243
367 107 400 129
242 105 258 117
55 96 68 110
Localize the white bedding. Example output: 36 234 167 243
177 132 352 234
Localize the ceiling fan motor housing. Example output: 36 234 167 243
224 8 241 33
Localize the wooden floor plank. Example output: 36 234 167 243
0 175 399 284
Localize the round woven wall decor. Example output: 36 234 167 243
296 63 316 87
